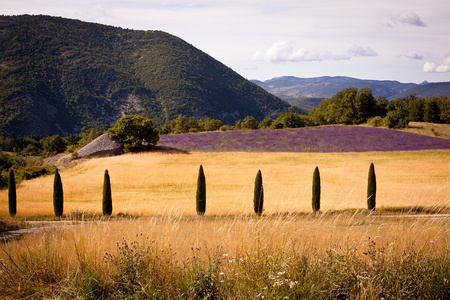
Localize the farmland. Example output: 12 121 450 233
158 125 450 152
1 126 449 299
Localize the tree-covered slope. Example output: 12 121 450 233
0 15 292 138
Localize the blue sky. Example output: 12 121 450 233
2 0 450 83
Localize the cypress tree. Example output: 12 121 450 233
312 166 321 212
253 170 264 216
8 170 16 216
103 169 112 216
53 169 64 217
367 163 376 211
196 165 206 216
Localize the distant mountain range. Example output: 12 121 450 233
0 15 294 138
251 76 450 107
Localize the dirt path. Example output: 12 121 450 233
0 221 89 243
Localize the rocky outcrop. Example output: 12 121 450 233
76 133 123 158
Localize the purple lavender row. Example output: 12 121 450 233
158 126 450 152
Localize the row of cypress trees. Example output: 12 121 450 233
196 163 377 216
7 169 113 217
7 164 376 217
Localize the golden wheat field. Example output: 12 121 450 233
1 151 449 298
0 150 449 217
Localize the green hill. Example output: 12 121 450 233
0 15 292 138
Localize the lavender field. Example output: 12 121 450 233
158 125 450 152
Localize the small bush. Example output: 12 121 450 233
368 116 384 127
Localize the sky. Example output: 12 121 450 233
2 0 450 83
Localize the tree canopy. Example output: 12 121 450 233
107 115 159 152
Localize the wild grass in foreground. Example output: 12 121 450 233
1 213 448 299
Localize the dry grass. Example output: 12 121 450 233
1 151 449 217
1 213 448 298
403 122 450 139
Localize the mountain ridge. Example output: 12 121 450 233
251 76 450 102
0 15 294 138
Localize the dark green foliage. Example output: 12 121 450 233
309 87 384 125
0 15 292 139
159 115 224 134
367 163 376 211
312 166 321 211
53 169 64 217
8 170 16 216
41 134 67 154
196 165 206 216
272 111 310 129
253 170 264 216
103 170 112 216
108 115 159 152
0 151 55 187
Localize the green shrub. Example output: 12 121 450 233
103 170 112 216
312 166 321 211
254 170 264 216
8 169 16 216
367 163 376 211
368 116 384 127
196 165 206 216
53 169 64 217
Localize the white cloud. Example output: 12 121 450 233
423 58 450 73
253 41 377 63
405 51 423 60
391 11 426 27
347 45 378 57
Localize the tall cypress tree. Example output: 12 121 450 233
312 166 321 212
254 170 264 216
367 163 376 211
53 169 64 217
103 169 112 216
8 170 16 216
196 165 206 216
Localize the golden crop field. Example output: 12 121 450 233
1 150 449 217
1 150 449 298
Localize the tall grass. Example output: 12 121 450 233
0 151 449 217
1 214 449 298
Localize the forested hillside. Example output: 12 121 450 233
0 15 292 138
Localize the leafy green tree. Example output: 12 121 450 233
273 111 306 129
384 99 409 128
201 118 223 132
253 170 264 216
258 117 273 129
367 163 376 211
103 169 112 216
242 116 259 130
196 165 206 216
309 87 381 126
406 95 424 122
8 170 16 216
53 169 64 217
41 134 67 154
108 115 159 152
423 97 440 123
312 166 321 212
